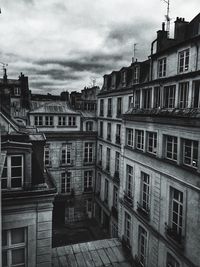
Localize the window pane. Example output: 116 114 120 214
12 248 25 264
11 228 25 244
2 231 7 246
11 178 22 188
11 156 22 166
2 251 7 266
11 167 22 177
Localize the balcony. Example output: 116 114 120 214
137 202 150 221
111 206 118 219
165 223 184 248
115 135 121 145
123 192 133 207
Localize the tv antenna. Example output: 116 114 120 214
162 0 171 35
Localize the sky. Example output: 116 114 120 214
0 0 199 94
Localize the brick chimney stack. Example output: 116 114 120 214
174 17 189 41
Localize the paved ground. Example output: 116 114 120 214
52 219 109 248
52 238 132 267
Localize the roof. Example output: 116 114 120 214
80 111 96 118
29 102 80 115
52 238 132 267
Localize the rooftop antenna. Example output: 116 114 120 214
162 0 171 36
132 43 138 63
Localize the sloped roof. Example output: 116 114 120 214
29 102 80 115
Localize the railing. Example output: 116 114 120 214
165 223 184 247
137 202 150 221
123 192 133 207
115 135 121 144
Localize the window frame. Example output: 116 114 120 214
147 132 157 155
61 172 71 193
158 57 167 78
183 139 198 169
178 48 189 73
165 135 178 162
135 130 144 151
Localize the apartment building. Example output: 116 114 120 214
96 13 200 267
94 61 149 236
28 101 97 224
0 110 56 267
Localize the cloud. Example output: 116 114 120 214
0 0 198 94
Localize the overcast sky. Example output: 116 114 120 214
0 0 199 94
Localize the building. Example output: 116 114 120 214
96 13 200 267
0 110 57 267
28 101 97 224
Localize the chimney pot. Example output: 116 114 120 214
162 22 165 31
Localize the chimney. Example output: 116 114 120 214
3 67 7 83
174 17 189 41
156 22 168 52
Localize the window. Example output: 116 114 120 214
107 98 112 117
111 74 116 88
14 87 21 96
147 132 157 155
111 222 118 238
86 121 93 131
126 165 133 198
138 226 147 267
113 185 118 209
115 152 120 174
178 49 189 73
135 130 144 151
158 57 166 77
68 116 76 126
1 155 23 189
100 99 104 116
99 121 103 138
34 116 43 126
122 71 126 85
164 85 176 108
126 128 134 147
96 173 101 194
192 80 200 108
133 66 139 84
44 147 51 166
98 144 103 166
143 89 152 109
84 143 93 163
61 172 71 193
104 179 109 203
58 116 66 126
183 139 198 168
178 82 189 108
168 187 184 241
117 97 122 116
165 136 177 161
140 172 150 213
166 253 180 267
84 171 93 191
154 87 160 108
116 124 121 144
124 212 131 244
2 228 27 267
45 116 53 126
61 144 72 165
107 123 111 141
106 148 111 172
135 90 140 108
128 95 134 108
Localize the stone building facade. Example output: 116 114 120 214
96 13 200 267
0 110 56 267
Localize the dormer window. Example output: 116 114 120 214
111 74 116 88
133 66 139 84
104 76 108 89
158 57 166 78
178 49 189 73
1 155 23 190
14 87 21 96
122 71 126 85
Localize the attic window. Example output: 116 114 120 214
122 71 126 84
133 66 139 84
14 87 21 96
